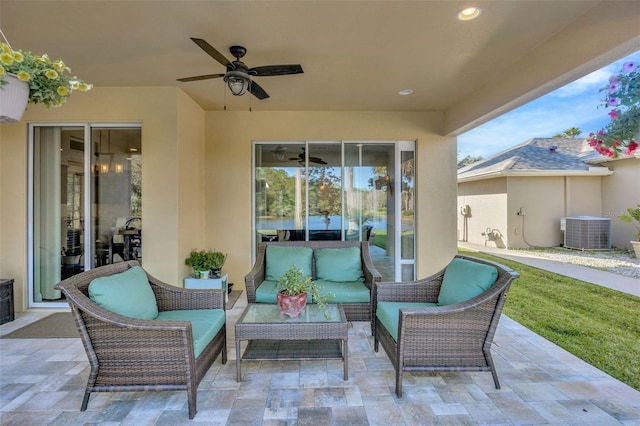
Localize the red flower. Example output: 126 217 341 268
608 109 618 120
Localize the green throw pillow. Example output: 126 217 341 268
265 245 313 281
438 258 498 306
89 266 159 319
315 247 362 282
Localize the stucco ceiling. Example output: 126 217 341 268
1 1 639 134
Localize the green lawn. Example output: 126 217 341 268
459 249 640 391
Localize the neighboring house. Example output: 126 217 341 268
457 138 640 250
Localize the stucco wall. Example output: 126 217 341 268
0 87 206 311
506 176 604 249
457 178 508 248
1 93 459 311
601 156 640 250
205 111 458 283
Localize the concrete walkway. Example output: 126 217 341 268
458 242 640 298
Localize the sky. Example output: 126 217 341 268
457 49 640 161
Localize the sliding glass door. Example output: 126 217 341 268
253 141 415 281
28 124 142 308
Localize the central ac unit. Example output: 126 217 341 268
564 216 611 250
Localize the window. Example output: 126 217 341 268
253 141 415 281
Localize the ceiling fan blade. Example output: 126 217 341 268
310 157 327 165
249 80 270 100
190 38 232 68
250 65 303 76
176 73 225 82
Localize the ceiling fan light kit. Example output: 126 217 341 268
224 71 250 96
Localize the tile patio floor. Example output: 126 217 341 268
1 295 640 425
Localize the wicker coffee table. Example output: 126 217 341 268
235 303 348 381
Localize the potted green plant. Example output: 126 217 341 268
1 41 92 123
185 249 208 278
618 203 640 258
202 249 227 278
276 264 332 318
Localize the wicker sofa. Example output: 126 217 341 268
373 254 519 397
245 241 382 323
54 261 227 419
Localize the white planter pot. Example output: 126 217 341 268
0 73 30 123
631 241 640 259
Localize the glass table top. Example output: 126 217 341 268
239 304 343 324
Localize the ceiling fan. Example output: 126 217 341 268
177 38 303 100
288 147 327 165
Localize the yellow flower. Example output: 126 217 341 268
0 65 5 77
17 70 31 81
69 80 79 90
1 43 12 54
45 69 59 79
57 86 69 96
53 60 65 72
0 52 13 66
13 51 24 63
77 82 92 92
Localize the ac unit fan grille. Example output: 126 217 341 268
564 217 611 250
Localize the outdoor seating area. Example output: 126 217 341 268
2 289 640 424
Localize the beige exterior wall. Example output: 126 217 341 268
205 111 457 283
505 176 603 249
1 92 459 311
0 87 207 311
601 157 640 250
457 178 508 248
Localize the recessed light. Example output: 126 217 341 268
398 89 413 96
457 7 482 21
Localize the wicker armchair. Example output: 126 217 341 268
54 261 227 419
373 254 519 397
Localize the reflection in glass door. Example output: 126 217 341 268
28 124 142 308
253 141 414 281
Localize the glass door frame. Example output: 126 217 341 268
27 122 141 308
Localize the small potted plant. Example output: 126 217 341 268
277 264 332 318
618 203 640 258
185 249 208 278
203 249 227 278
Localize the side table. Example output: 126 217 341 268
0 278 15 325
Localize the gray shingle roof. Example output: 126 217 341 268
458 138 609 181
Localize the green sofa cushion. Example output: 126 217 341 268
156 309 225 358
315 280 369 303
89 266 158 320
315 247 362 282
376 301 437 341
265 245 313 281
438 258 498 306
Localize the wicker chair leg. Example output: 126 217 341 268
187 388 197 419
484 347 501 389
395 369 403 398
80 391 91 411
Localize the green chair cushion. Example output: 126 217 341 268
438 258 498 306
89 266 158 320
265 245 313 281
156 309 225 358
315 246 362 282
376 301 437 341
315 280 369 303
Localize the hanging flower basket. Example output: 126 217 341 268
0 72 29 123
0 39 92 122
